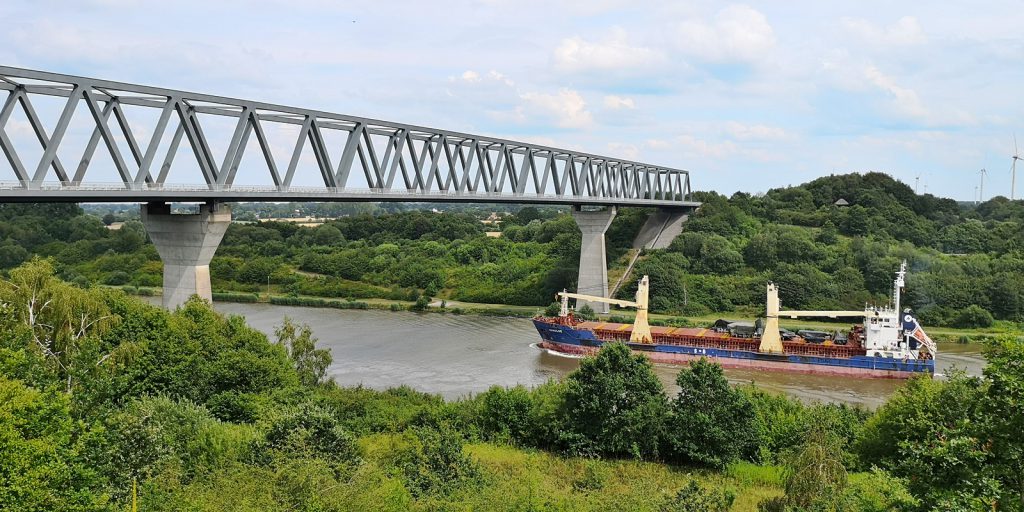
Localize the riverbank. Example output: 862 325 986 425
131 297 985 408
118 284 1020 344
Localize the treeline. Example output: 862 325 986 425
2 259 1022 510
3 172 1024 327
0 203 638 307
620 172 1024 327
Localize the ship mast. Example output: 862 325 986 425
893 260 907 313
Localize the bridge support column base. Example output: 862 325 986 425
141 202 231 309
572 206 616 314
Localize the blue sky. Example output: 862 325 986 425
1 0 1022 200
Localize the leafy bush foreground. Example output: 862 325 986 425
1 259 1022 511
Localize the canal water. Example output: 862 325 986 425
206 302 985 409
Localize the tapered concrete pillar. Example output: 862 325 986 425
572 206 616 314
141 202 231 309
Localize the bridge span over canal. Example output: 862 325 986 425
0 66 698 310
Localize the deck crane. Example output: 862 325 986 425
558 275 653 343
759 283 865 353
760 261 936 358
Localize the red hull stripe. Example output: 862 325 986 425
539 341 920 380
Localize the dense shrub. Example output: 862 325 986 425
396 424 482 498
953 304 995 328
477 385 534 445
660 480 735 512
269 296 370 309
212 292 259 303
257 403 360 469
558 343 667 458
666 359 757 467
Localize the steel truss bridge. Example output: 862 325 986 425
0 66 696 207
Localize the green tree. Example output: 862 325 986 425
854 372 991 508
411 294 431 311
0 377 108 511
981 337 1024 510
0 243 29 269
544 301 562 317
259 403 360 470
559 343 667 458
274 317 332 387
575 304 596 321
780 429 848 509
666 358 757 467
0 258 124 394
477 385 533 445
953 304 994 328
743 232 778 270
398 424 481 498
817 220 839 244
311 224 344 246
696 235 743 275
99 395 250 492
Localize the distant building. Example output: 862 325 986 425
833 198 850 207
480 212 503 225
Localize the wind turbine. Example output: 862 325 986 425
979 168 987 202
914 173 921 194
1013 135 1022 201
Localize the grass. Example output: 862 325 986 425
358 433 783 511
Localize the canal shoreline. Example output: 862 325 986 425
118 284 1018 345
187 300 984 408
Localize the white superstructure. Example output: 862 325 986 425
763 260 936 360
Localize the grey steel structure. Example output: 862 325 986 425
0 66 695 207
0 66 697 308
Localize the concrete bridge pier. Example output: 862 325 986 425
572 206 617 314
141 202 231 309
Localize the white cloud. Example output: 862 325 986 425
672 5 776 63
487 70 515 87
644 139 672 150
519 88 594 129
603 95 636 110
724 121 791 141
486 106 527 125
841 16 926 46
553 28 665 72
450 69 514 87
863 65 928 119
675 134 738 158
606 142 639 160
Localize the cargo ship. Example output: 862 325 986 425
533 262 936 378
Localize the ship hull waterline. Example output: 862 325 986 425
534 320 934 380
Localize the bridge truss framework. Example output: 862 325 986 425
0 66 694 207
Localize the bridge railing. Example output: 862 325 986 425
0 181 692 205
0 66 694 205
